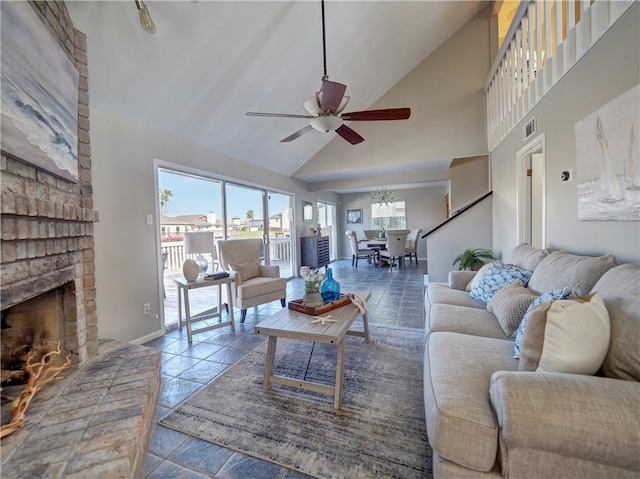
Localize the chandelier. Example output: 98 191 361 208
371 186 396 206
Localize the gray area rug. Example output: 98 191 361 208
159 325 431 479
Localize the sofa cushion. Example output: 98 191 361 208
519 293 610 374
229 260 260 281
424 332 518 472
508 243 553 271
526 251 618 295
426 283 486 309
427 303 510 339
469 261 533 304
513 284 583 359
487 282 537 337
594 263 640 381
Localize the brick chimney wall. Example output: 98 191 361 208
1 1 98 365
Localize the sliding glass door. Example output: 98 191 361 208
156 165 294 330
267 191 293 278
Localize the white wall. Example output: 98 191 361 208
91 107 337 343
491 5 640 263
426 196 493 283
337 186 447 261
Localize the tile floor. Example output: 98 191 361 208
143 258 427 478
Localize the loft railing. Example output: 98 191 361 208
421 191 493 239
485 0 634 151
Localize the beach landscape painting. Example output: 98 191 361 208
574 84 640 221
1 2 79 183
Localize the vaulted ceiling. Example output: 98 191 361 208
67 1 488 189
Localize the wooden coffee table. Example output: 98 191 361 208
255 291 371 409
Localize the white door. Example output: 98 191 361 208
530 153 545 248
517 135 545 248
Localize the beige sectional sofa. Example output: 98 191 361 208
423 245 640 478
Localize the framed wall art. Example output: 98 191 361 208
574 84 639 221
1 2 79 183
346 208 363 224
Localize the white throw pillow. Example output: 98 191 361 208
520 293 610 375
229 260 260 281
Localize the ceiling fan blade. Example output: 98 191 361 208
280 125 314 143
336 125 364 145
246 112 313 119
341 108 411 121
320 80 347 113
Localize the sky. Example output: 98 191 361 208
158 169 290 220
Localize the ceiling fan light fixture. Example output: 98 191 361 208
135 0 156 34
310 115 342 133
304 95 322 116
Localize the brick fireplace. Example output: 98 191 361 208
1 1 98 371
1 8 160 477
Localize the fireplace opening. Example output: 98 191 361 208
1 282 77 427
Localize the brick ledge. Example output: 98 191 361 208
0 339 161 479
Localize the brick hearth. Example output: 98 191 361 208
0 340 161 479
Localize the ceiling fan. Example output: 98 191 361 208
245 1 411 145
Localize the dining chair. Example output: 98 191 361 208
345 231 377 267
404 228 423 265
379 229 411 270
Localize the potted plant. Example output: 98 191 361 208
452 248 496 271
300 267 326 307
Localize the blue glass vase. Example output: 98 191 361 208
320 268 340 302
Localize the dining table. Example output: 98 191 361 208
362 238 392 266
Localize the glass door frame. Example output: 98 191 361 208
154 160 297 332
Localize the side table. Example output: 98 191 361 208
173 274 235 343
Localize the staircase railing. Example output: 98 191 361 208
485 0 634 151
422 191 493 239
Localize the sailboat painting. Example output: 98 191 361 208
574 85 640 221
1 2 79 183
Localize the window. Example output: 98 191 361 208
371 201 406 231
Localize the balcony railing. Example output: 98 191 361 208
485 0 634 151
161 238 292 272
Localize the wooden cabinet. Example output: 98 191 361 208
301 236 330 269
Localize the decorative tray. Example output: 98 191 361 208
288 294 352 316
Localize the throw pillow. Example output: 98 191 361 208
487 281 537 337
513 283 583 359
469 261 533 304
229 260 260 281
465 261 494 292
519 293 610 375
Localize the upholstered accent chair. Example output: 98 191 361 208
345 230 377 267
217 238 287 322
379 229 411 270
404 228 423 264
